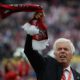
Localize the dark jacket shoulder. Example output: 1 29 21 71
71 68 80 80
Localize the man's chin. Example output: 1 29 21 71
59 59 67 63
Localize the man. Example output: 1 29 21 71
22 12 80 80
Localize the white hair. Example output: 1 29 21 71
53 38 75 53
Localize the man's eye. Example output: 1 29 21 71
57 48 62 51
64 48 68 51
57 48 68 51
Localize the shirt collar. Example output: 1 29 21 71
64 65 71 72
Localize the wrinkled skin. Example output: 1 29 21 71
54 42 73 68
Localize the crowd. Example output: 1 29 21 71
0 57 37 80
0 0 80 80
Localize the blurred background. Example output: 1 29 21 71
0 0 80 80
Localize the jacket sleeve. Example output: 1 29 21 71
24 34 46 74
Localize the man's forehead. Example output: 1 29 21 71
56 42 71 48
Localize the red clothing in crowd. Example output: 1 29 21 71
18 61 30 77
4 71 17 80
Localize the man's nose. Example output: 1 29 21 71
61 49 65 52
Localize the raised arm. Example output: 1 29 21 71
22 12 48 74
24 34 46 74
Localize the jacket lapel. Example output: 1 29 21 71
71 68 80 80
57 63 63 80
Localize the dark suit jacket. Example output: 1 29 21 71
24 35 80 80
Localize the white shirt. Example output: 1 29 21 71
64 65 74 80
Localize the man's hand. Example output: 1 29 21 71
32 12 44 20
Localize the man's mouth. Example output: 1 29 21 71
59 55 66 59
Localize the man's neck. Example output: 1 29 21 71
62 63 70 69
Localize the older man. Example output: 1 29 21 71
23 12 80 80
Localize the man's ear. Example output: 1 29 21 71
54 52 56 57
71 53 74 59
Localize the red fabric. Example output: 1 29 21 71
18 62 30 77
4 71 17 80
29 18 48 41
0 3 43 12
0 3 43 19
61 72 66 80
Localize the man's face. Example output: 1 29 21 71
54 42 73 64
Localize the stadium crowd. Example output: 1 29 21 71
0 0 80 80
